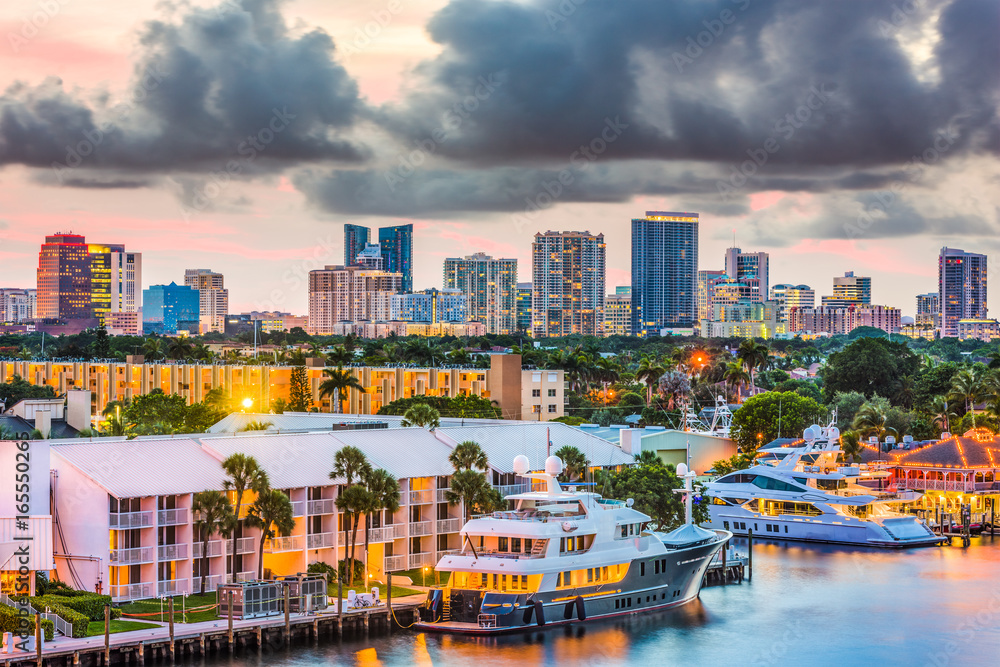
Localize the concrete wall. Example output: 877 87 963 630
630 429 737 475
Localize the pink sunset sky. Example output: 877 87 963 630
0 0 996 316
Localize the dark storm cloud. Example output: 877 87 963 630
0 0 367 173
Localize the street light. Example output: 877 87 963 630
242 398 253 411
423 566 429 588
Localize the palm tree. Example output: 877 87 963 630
360 468 401 583
330 446 372 586
852 404 899 445
246 489 295 580
342 333 359 353
930 396 958 434
635 450 660 467
167 338 193 361
238 420 273 432
326 346 353 368
446 469 492 524
400 403 441 429
554 445 589 482
893 375 915 409
192 490 233 594
318 368 366 414
949 368 986 426
221 454 270 578
143 338 164 361
635 355 666 404
840 430 863 463
448 441 488 471
191 343 213 361
448 348 471 366
737 339 770 394
723 362 750 403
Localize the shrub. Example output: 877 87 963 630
338 559 365 585
32 593 118 621
0 604 55 641
307 561 337 583
28 597 88 638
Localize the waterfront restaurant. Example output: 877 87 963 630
890 428 1000 516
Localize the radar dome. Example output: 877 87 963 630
676 463 689 476
545 455 563 476
827 427 840 442
513 455 530 475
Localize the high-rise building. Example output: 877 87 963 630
604 292 632 337
88 244 141 329
788 304 900 336
821 271 872 307
308 266 404 334
916 292 940 330
770 284 815 321
443 252 518 334
724 247 769 301
0 289 36 323
516 283 532 333
390 288 467 323
354 243 385 271
532 231 606 337
615 286 631 296
708 276 761 311
36 233 92 320
939 247 988 338
344 224 370 267
631 212 698 336
142 283 200 335
697 270 725 322
184 269 229 334
378 224 413 292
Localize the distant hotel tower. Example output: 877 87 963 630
939 247 987 338
343 223 413 291
443 253 518 335
344 224 370 266
631 212 699 335
532 231 605 337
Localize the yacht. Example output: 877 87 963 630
704 422 940 548
415 455 730 634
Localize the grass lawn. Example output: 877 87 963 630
84 620 160 636
117 593 220 624
328 582 424 600
396 567 451 587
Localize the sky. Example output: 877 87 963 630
0 0 997 316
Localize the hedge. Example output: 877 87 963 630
32 594 120 621
0 604 54 642
27 598 88 638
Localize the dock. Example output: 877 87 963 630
0 597 424 667
704 540 748 586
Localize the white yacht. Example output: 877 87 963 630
415 455 730 633
704 422 940 548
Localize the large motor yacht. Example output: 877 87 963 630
704 422 940 548
415 455 730 633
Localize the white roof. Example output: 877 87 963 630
208 412 516 433
51 438 229 498
435 422 634 473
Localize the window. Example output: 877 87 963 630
532 405 541 413
587 569 594 583
655 560 660 574
532 389 541 397
640 562 645 576
548 389 556 397
548 404 557 413
620 525 627 538
616 599 620 610
548 373 558 382
512 537 522 553
602 566 609 580
498 537 508 552
525 538 533 553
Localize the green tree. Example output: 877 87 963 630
830 391 868 431
359 468 401 581
635 356 667 404
603 458 705 530
221 454 270 578
288 361 311 412
773 379 824 403
400 403 441 429
142 338 164 361
709 452 755 476
821 337 920 401
238 420 273 432
737 339 771 393
330 446 372 586
0 375 56 409
723 362 750 402
948 368 986 425
840 430 863 463
377 395 499 419
246 489 295 580
554 445 589 482
318 368 365 414
448 441 488 471
730 391 826 452
446 469 496 524
92 327 112 359
191 491 233 595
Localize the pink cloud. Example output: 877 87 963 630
748 191 787 211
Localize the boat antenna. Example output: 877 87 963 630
778 397 782 439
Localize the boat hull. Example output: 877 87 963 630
414 533 728 635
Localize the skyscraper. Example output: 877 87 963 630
604 291 632 337
142 283 200 335
390 288 467 323
0 289 36 323
36 233 92 320
697 270 725 321
184 269 229 334
939 247 988 338
631 212 699 335
532 231 605 337
354 243 385 271
821 271 872 307
443 252 518 334
308 265 404 334
516 283 532 333
378 224 413 292
88 244 141 329
724 247 769 301
344 224 370 267
916 292 940 329
770 284 815 321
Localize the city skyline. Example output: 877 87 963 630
0 0 995 316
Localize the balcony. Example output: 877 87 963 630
496 483 531 497
368 524 406 543
436 488 451 503
384 555 407 571
109 511 154 529
191 574 225 593
264 535 304 553
192 540 225 559
110 583 154 602
237 571 256 582
410 521 433 537
437 548 462 558
157 579 189 596
408 552 434 568
306 532 335 549
409 489 434 505
307 498 336 515
157 543 189 561
437 518 462 533
110 546 155 565
157 508 189 526
225 537 256 555
290 501 305 517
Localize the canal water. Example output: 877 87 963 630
202 537 1000 666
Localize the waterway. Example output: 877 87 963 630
202 536 1000 666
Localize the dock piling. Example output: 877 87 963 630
284 583 291 645
168 597 175 662
747 529 753 581
227 591 234 655
34 612 41 667
387 573 393 633
104 604 111 666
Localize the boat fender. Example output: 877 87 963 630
575 596 586 622
564 599 576 620
522 604 534 625
534 600 546 626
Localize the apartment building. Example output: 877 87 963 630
308 266 403 335
0 288 36 323
443 253 518 335
184 269 228 334
1 439 53 596
603 292 632 337
787 304 901 335
49 422 631 601
0 355 564 422
532 231 605 337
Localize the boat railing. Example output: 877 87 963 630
478 614 498 629
471 511 587 522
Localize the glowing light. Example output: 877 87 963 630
242 398 253 409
